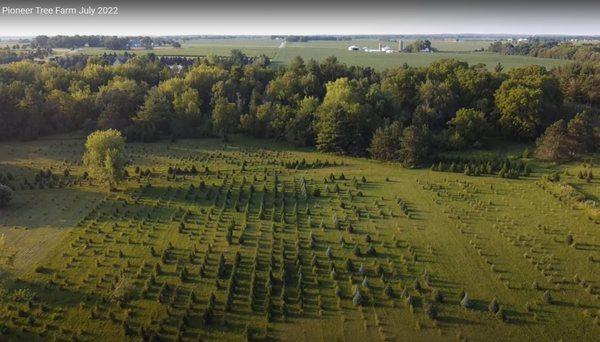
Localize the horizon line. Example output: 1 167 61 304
2 33 600 38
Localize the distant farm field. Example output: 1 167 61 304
69 38 281 58
0 136 599 341
62 39 571 70
272 49 568 70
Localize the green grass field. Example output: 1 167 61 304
0 136 599 341
59 39 570 70
64 38 281 59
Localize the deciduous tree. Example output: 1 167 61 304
83 129 126 189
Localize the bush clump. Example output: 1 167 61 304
112 278 137 302
543 290 553 305
0 184 13 208
489 298 500 313
460 293 472 309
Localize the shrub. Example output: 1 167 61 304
345 258 354 272
405 295 415 307
460 293 471 309
543 290 553 305
565 234 574 245
548 172 561 182
352 286 364 306
335 286 342 298
384 284 394 298
496 307 508 322
358 264 366 276
432 289 444 303
425 301 437 320
413 279 422 292
10 288 36 303
326 246 333 259
330 269 337 280
202 308 214 325
112 278 137 302
489 298 500 313
0 184 13 208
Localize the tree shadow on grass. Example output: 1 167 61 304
468 298 501 314
552 300 599 310
429 278 461 291
0 273 108 339
574 243 600 252
503 308 537 326
4 273 103 304
436 315 480 326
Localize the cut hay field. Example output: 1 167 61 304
63 39 570 71
0 136 599 341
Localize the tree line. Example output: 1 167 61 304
0 50 598 166
48 53 202 70
0 47 49 64
487 39 600 62
272 36 352 42
29 35 179 50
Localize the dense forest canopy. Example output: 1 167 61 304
0 49 598 166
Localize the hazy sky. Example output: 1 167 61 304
0 0 599 36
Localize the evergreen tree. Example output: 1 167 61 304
0 184 12 208
460 293 471 309
352 286 364 306
543 290 553 305
489 298 500 313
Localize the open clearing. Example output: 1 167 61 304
0 136 598 341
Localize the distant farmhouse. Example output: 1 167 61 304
349 42 397 53
344 39 435 54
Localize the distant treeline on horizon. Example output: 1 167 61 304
10 35 180 50
3 34 600 43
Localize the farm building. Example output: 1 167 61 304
347 45 360 51
363 42 395 53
